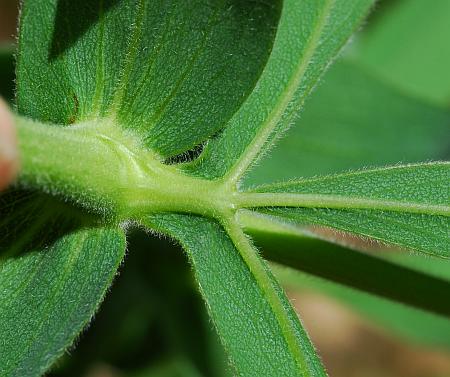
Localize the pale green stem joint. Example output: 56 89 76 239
16 116 233 222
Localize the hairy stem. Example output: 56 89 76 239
15 116 231 220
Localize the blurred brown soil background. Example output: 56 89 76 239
0 0 18 41
1 1 450 376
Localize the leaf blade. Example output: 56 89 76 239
187 0 375 180
244 60 450 185
242 162 450 257
144 213 326 377
16 0 280 158
273 264 450 349
0 227 126 376
238 209 450 317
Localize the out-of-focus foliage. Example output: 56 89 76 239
0 45 14 102
0 0 450 377
354 0 450 106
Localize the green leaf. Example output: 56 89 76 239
273 264 450 349
353 0 450 106
238 210 450 317
240 162 450 258
0 226 126 376
16 0 280 158
186 0 374 180
244 60 450 185
145 214 326 377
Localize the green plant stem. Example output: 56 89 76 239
15 116 231 220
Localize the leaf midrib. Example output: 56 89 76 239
235 192 450 216
92 0 106 116
109 0 146 113
224 218 322 376
225 0 335 183
144 2 225 137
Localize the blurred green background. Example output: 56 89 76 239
1 1 450 376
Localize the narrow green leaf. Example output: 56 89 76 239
241 162 450 257
0 227 126 376
16 0 280 158
187 0 374 180
244 60 450 185
273 264 450 349
144 214 326 377
354 0 450 106
238 209 450 317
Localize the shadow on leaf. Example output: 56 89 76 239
49 0 120 61
0 189 99 261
